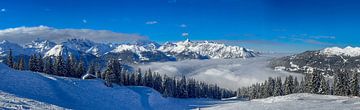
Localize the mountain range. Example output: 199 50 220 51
0 39 258 64
270 46 360 76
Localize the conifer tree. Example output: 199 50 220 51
274 77 283 96
319 75 330 95
54 56 66 76
284 75 294 95
6 49 14 68
76 61 85 78
88 63 96 75
36 54 44 72
17 56 25 70
350 72 359 96
29 54 38 71
43 58 54 74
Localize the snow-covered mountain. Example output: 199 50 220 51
270 46 360 75
158 39 258 59
0 39 258 63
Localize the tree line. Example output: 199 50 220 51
5 49 235 99
238 70 359 100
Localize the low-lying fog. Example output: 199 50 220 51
134 53 302 90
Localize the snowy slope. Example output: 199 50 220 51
0 63 224 110
25 39 56 54
0 40 31 57
205 93 360 110
0 91 65 109
321 46 360 57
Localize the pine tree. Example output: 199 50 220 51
54 56 66 76
178 75 188 98
334 69 347 96
274 77 283 96
293 77 300 93
76 61 85 78
88 63 96 75
17 56 25 70
43 58 54 74
350 72 359 96
29 54 38 71
6 49 14 68
319 75 330 95
310 72 321 94
266 77 275 97
66 55 76 77
284 75 294 95
36 54 44 72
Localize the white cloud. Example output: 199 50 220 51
182 32 189 37
82 19 87 23
145 21 158 25
0 26 148 44
1 8 6 12
179 24 187 28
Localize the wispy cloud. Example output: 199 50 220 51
198 39 285 46
82 19 87 23
291 38 335 46
145 21 158 25
181 32 189 37
179 24 187 28
0 26 148 44
310 35 336 39
1 8 6 12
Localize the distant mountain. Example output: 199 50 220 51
0 39 258 64
158 39 258 59
270 46 360 75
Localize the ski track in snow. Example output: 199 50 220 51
135 53 303 90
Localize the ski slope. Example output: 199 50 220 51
205 93 360 110
0 64 224 110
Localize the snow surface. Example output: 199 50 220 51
321 46 360 57
135 53 302 90
0 91 65 109
205 93 360 110
0 63 224 110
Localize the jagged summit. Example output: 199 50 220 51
0 38 258 63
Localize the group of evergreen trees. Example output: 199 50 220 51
6 49 90 78
5 49 235 99
100 59 235 99
238 71 359 100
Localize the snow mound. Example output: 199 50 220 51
321 46 360 57
205 93 360 110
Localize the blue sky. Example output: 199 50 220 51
0 0 360 53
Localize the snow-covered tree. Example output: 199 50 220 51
274 77 283 96
319 75 330 95
350 72 359 96
284 75 294 95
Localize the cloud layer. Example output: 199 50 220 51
0 26 148 44
135 54 303 90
